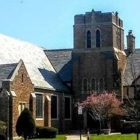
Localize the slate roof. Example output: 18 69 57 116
0 33 69 92
0 63 17 87
124 49 140 86
45 49 73 83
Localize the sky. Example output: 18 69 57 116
0 0 139 49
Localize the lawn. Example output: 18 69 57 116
20 134 139 140
29 135 66 140
89 134 138 140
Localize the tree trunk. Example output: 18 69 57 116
24 134 27 140
99 119 102 134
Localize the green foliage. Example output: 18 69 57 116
0 121 6 134
36 126 58 138
16 108 35 139
121 121 140 134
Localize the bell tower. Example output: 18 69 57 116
72 10 126 99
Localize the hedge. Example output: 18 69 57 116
0 134 6 140
35 126 58 138
121 121 140 134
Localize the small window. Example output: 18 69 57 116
36 94 43 118
91 78 96 92
64 97 71 119
18 102 26 115
99 78 104 92
51 95 58 119
96 29 101 48
86 30 91 48
83 78 88 93
21 74 24 83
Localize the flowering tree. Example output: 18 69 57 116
79 91 126 132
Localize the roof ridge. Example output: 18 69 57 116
45 48 73 51
0 33 46 50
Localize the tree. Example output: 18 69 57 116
16 108 35 140
78 91 126 133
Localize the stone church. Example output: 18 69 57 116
0 9 138 139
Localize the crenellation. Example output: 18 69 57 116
112 12 123 27
74 15 85 24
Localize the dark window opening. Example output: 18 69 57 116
51 95 58 119
65 97 71 119
22 74 24 83
91 78 96 91
86 30 91 48
83 78 88 93
99 78 104 92
96 29 101 48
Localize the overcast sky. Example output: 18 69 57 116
0 0 139 49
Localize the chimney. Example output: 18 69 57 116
126 30 135 53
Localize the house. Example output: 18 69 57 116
0 9 139 139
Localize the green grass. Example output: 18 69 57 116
20 134 139 140
89 134 138 140
29 135 66 140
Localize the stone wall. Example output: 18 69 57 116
74 10 124 49
6 62 34 138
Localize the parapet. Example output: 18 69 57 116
74 9 123 27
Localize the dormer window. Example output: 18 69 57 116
86 30 91 48
96 29 101 48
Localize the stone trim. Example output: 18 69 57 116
11 91 17 97
31 92 36 98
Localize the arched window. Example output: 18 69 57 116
99 78 104 92
96 29 101 48
83 78 88 93
91 78 96 92
86 30 91 48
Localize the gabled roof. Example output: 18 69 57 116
124 49 140 86
0 34 69 92
45 49 73 82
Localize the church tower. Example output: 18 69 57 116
72 10 126 100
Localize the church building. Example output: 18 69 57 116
0 9 138 139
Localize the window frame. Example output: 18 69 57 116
36 93 43 119
86 30 91 48
18 102 26 115
96 29 101 48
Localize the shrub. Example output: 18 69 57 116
121 121 140 134
0 134 6 140
36 126 58 138
16 108 35 140
0 121 6 134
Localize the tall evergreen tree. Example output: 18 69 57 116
16 108 35 140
